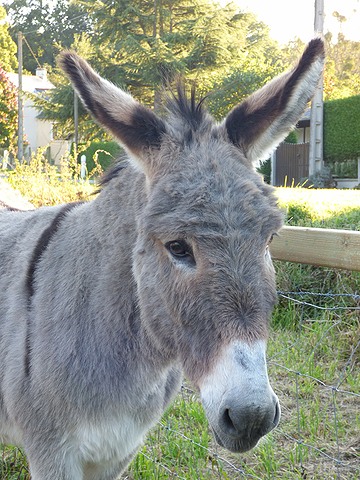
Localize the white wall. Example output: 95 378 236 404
23 99 53 154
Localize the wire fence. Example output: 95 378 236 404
128 290 360 480
1 290 359 479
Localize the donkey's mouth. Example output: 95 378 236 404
208 399 280 453
211 427 261 453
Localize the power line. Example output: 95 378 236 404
23 35 42 68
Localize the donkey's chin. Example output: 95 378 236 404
211 427 261 453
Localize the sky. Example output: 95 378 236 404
232 0 360 44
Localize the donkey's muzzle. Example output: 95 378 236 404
215 393 280 452
199 340 281 453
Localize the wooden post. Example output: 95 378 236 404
270 226 360 271
74 91 79 150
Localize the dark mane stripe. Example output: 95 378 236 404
98 160 129 189
24 202 81 377
26 202 80 303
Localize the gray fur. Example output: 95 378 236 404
0 39 324 479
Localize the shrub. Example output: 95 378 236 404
257 158 271 184
6 148 95 207
323 95 360 163
77 141 121 173
0 67 17 151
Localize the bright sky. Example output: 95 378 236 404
232 0 360 44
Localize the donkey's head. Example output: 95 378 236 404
60 39 324 453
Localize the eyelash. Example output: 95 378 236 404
164 240 195 266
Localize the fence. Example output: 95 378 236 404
274 143 309 187
127 227 360 479
1 229 359 479
273 144 360 189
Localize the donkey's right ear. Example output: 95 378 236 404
223 38 325 165
59 52 166 174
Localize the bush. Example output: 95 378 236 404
257 158 271 184
78 141 122 173
324 95 360 162
0 67 17 151
5 148 95 207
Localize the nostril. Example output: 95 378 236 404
221 408 238 435
273 401 280 427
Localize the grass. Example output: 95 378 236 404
276 187 360 230
1 159 359 479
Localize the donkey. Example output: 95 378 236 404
0 39 324 479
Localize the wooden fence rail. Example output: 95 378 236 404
270 226 360 271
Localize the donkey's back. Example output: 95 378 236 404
0 205 68 442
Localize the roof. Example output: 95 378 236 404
296 107 311 128
7 72 55 93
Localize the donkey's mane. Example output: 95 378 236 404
99 85 210 188
166 83 209 133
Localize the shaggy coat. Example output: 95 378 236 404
0 39 324 480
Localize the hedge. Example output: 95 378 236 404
78 141 122 173
323 95 360 163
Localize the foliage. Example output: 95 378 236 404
78 141 121 172
257 158 271 184
276 187 360 230
0 67 18 151
5 0 90 73
0 6 17 72
323 94 360 162
35 0 284 140
5 148 96 207
332 159 358 178
324 32 360 100
284 130 298 144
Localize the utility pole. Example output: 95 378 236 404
17 31 24 162
74 91 79 151
309 0 324 178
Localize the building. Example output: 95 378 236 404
8 69 69 163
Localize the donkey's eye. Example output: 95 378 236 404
165 240 194 262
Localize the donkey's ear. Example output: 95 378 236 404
224 38 325 163
59 52 166 173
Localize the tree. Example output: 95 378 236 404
0 6 17 71
323 32 360 100
5 0 90 73
0 67 18 150
35 0 284 141
74 0 281 104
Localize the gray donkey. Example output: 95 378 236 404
0 39 324 479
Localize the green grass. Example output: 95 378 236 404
276 187 360 230
1 165 359 479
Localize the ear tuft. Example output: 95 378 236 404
224 38 325 163
59 52 167 166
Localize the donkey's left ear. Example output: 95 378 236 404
224 38 325 164
59 52 166 174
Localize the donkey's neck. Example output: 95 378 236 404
89 166 179 369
